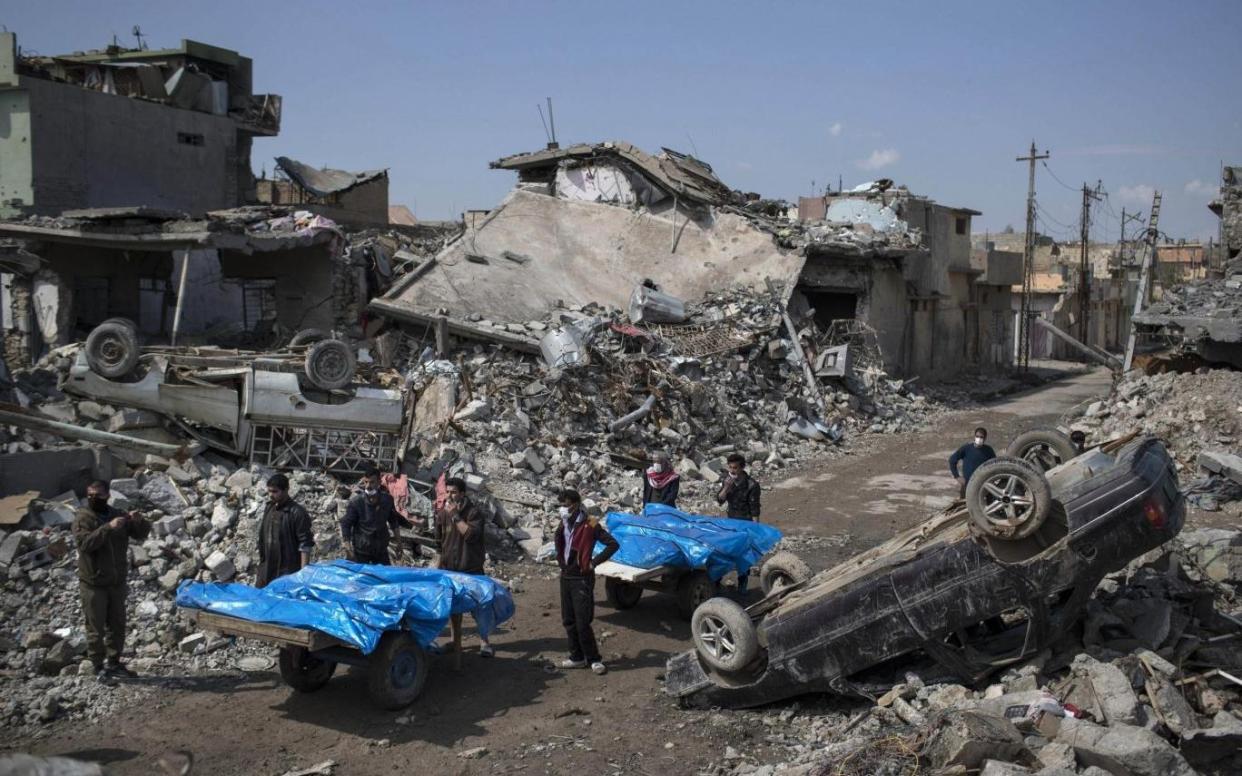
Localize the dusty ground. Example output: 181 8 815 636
12 366 1235 775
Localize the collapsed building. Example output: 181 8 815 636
255 156 390 226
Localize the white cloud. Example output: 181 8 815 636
1118 184 1156 205
828 122 843 137
856 148 900 171
1184 178 1215 196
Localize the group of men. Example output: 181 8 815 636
74 451 765 685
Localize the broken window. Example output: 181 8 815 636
229 278 278 331
138 277 169 334
802 291 857 329
72 276 110 330
177 132 205 146
955 216 968 235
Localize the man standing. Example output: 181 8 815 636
341 464 404 565
641 451 680 508
256 473 315 588
435 477 492 660
949 426 997 497
555 489 619 675
73 480 150 683
717 453 761 521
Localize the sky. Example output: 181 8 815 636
6 1 1241 240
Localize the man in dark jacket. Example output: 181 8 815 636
341 464 404 565
717 453 761 520
555 489 620 675
949 426 998 497
641 451 680 508
256 473 315 588
73 480 150 683
435 476 491 660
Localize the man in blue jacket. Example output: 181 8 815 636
949 427 997 498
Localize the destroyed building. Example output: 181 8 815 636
0 33 280 217
1210 165 1241 263
256 157 390 226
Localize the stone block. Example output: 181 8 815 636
980 761 1031 776
205 550 235 582
107 409 162 433
224 469 254 495
1082 657 1141 725
1054 717 1196 776
523 447 546 474
140 473 187 514
178 632 206 654
152 514 186 538
922 711 1027 770
210 501 237 531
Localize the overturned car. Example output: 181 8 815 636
666 434 1184 708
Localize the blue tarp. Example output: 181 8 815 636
175 560 515 655
601 504 782 581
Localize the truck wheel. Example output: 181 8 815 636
692 597 759 673
759 551 812 595
278 646 336 693
289 328 328 347
84 321 140 379
100 317 139 337
1006 429 1078 472
677 571 717 619
605 578 643 610
966 457 1052 541
304 338 356 390
367 632 428 709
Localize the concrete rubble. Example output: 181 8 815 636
1132 257 1242 370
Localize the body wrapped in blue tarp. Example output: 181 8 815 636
601 504 782 581
175 560 515 655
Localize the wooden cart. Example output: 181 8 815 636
185 609 429 709
593 560 719 620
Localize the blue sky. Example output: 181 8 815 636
6 1 1240 239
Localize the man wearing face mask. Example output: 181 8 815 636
555 489 620 675
341 464 404 565
435 477 492 659
72 480 150 683
256 473 315 588
641 451 680 508
949 426 997 498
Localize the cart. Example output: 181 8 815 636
185 609 429 709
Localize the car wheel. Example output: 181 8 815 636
304 338 356 390
84 321 140 379
677 571 717 619
1006 429 1078 472
100 317 139 336
367 632 428 709
691 597 759 673
289 328 328 347
966 457 1052 540
278 646 336 693
605 578 643 609
759 551 812 595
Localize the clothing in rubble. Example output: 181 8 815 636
341 490 402 565
73 504 150 670
554 508 619 664
256 498 315 588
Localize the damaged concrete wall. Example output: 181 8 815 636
218 244 339 335
799 252 910 376
37 244 174 337
170 249 245 336
1 272 33 369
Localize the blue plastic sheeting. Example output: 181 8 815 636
176 560 515 655
601 504 782 581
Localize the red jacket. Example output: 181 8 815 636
554 511 619 574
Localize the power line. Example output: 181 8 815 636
1040 160 1079 192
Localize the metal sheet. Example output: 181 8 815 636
275 157 387 198
245 370 403 432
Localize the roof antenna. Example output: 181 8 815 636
546 97 558 150
536 103 552 145
685 132 700 158
132 25 147 50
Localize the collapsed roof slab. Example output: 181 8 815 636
370 189 805 345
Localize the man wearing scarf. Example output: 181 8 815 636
554 488 619 675
641 452 680 508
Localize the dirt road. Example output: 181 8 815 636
17 369 1114 776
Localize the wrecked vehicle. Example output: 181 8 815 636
64 322 406 474
666 435 1184 708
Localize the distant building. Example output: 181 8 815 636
255 157 389 226
0 32 281 217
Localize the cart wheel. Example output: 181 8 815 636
692 597 759 673
289 328 328 347
1006 429 1078 472
605 578 643 610
85 321 140 379
677 571 717 620
304 338 356 390
759 551 812 595
278 646 337 693
966 457 1052 541
368 632 428 709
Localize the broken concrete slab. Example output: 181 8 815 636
979 761 1031 776
1054 717 1197 776
1199 449 1242 483
1144 673 1199 737
1079 656 1141 726
139 473 188 514
204 550 235 582
921 711 1028 770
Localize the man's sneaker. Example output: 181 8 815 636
559 658 587 669
590 661 607 675
105 662 137 679
479 644 495 658
95 669 116 686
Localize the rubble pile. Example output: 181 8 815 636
1142 258 1242 323
711 535 1242 776
1074 368 1242 471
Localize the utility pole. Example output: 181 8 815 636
1077 181 1103 345
1122 191 1163 371
1015 141 1050 372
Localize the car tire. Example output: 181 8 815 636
367 632 428 709
759 551 812 595
677 571 717 620
1006 429 1078 473
100 317 139 336
84 321 140 379
278 646 336 693
691 597 759 673
966 457 1053 541
289 328 328 347
304 338 356 390
605 578 643 610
